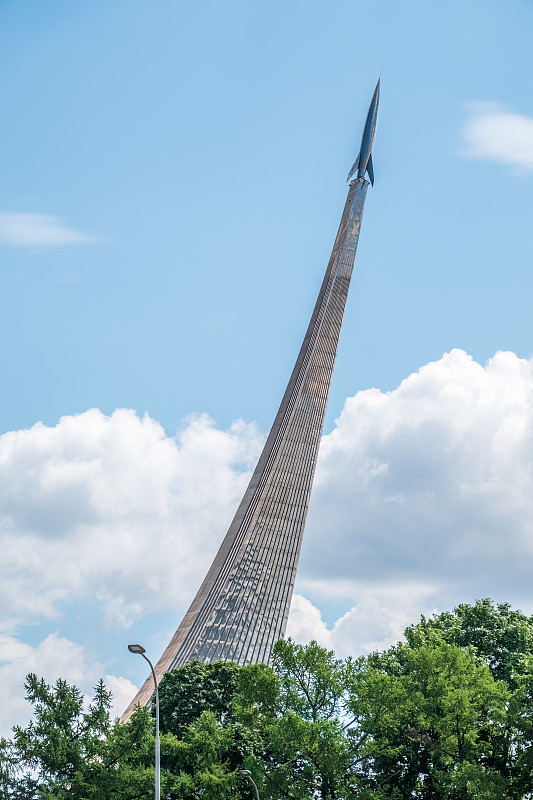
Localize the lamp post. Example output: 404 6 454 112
128 644 160 800
239 769 260 800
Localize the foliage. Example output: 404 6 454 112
404 598 533 687
252 639 361 800
0 673 156 799
162 711 244 800
3 600 533 799
360 639 510 798
158 659 240 739
158 660 263 799
402 599 533 797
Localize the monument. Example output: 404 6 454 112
122 80 380 721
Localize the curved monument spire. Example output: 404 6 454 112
121 81 379 721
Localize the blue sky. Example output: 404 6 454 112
1 0 533 730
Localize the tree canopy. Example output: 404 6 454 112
2 599 533 799
0 673 155 799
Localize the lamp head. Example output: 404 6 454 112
128 644 146 655
240 770 251 776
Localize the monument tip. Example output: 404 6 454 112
347 79 380 187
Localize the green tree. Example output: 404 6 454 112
238 640 365 800
157 631 526 799
158 646 365 800
0 673 156 799
158 659 240 738
358 640 509 798
158 660 263 799
404 599 533 687
162 711 244 800
4 600 533 799
403 599 533 798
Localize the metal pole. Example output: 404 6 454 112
142 653 160 800
240 770 260 800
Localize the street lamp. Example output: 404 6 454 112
128 644 160 800
240 769 260 800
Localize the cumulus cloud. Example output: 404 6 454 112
462 102 533 173
0 634 89 734
0 212 99 248
287 585 438 657
0 409 263 628
104 674 139 720
0 631 138 736
295 348 533 655
3 350 533 731
0 410 262 734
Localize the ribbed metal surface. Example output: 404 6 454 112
121 177 369 721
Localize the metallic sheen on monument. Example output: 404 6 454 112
122 81 380 721
347 79 380 186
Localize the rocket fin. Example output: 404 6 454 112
367 153 374 186
346 154 360 182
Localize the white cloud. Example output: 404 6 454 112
3 350 533 732
0 632 97 734
0 631 138 736
0 212 99 248
286 594 333 649
104 674 139 719
295 348 533 654
462 102 533 173
0 409 261 735
0 408 263 627
287 585 439 658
